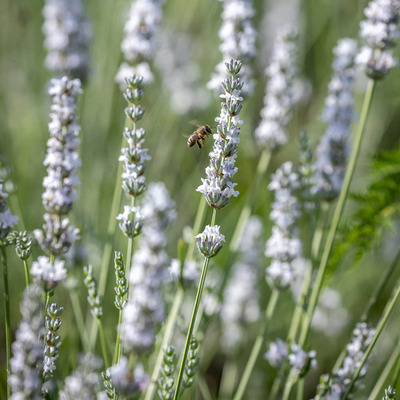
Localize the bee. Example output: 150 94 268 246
187 124 212 149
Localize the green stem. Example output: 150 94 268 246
298 79 375 349
69 289 90 353
282 370 297 400
233 289 279 400
362 247 400 322
98 319 110 369
219 360 238 399
1 247 10 399
343 279 400 400
144 288 184 400
296 379 304 400
367 336 400 400
144 197 207 400
113 309 123 366
173 256 211 400
23 259 30 287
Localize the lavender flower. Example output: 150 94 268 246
108 357 149 397
221 217 263 350
356 0 400 79
196 225 225 258
115 0 165 87
0 181 18 240
154 31 211 114
208 0 257 97
313 322 376 399
314 38 358 200
59 354 102 400
265 339 316 377
265 162 302 290
8 284 44 400
117 205 143 238
34 76 82 257
31 256 67 290
168 258 200 286
197 59 243 209
42 0 91 81
254 27 298 150
120 183 175 353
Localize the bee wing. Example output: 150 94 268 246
188 119 201 128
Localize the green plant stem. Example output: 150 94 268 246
233 289 279 400
296 379 304 400
69 289 90 353
144 197 207 400
113 309 123 366
89 142 124 348
298 79 375 348
23 259 30 287
173 255 212 400
367 336 400 400
343 279 400 400
282 370 297 400
98 319 110 369
219 360 238 399
1 246 10 399
362 247 400 321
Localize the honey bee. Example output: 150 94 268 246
187 124 212 149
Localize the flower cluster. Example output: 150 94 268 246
313 322 376 399
196 225 225 258
265 162 302 290
59 354 102 400
120 182 176 353
34 76 82 257
382 385 396 400
154 30 210 114
356 0 400 79
8 284 44 400
221 217 263 350
207 0 257 97
117 75 150 238
31 256 67 291
115 0 165 87
254 27 298 151
42 0 91 82
168 258 200 286
107 357 148 397
314 38 358 200
265 339 317 377
197 59 244 209
0 180 18 241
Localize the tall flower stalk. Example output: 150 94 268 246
174 58 244 400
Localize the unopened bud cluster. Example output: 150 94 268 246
158 345 176 400
114 252 128 310
117 75 150 238
7 231 33 260
43 303 64 386
197 59 243 209
182 338 200 391
34 77 81 258
84 265 103 319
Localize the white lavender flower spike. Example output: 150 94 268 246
116 205 143 238
115 0 165 87
197 59 243 209
120 183 175 353
8 284 44 400
42 0 91 82
356 0 400 79
255 27 298 151
265 162 302 290
196 225 225 258
265 338 289 368
0 181 18 240
208 0 257 97
31 256 67 290
314 38 358 201
34 76 82 256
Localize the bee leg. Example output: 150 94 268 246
197 140 202 149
